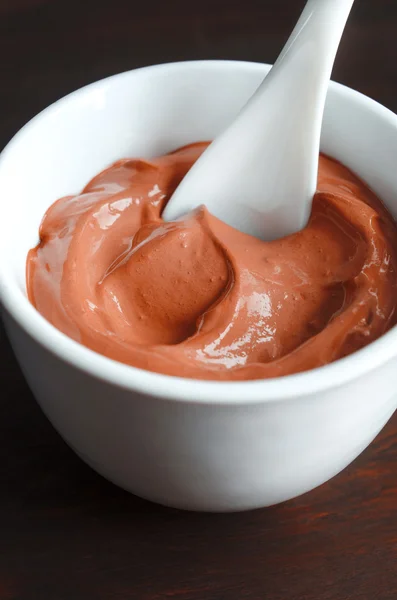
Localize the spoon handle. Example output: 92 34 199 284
241 0 356 235
164 0 355 240
274 0 355 105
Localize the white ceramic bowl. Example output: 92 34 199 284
1 61 397 512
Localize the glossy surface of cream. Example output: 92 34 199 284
27 143 397 380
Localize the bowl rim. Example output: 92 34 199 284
1 59 397 405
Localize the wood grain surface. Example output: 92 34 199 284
1 1 397 599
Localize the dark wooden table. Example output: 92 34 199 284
2 1 397 598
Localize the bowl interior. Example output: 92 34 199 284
0 62 265 295
1 61 397 297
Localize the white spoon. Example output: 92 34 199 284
163 0 355 240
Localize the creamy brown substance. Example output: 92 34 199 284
27 142 397 380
